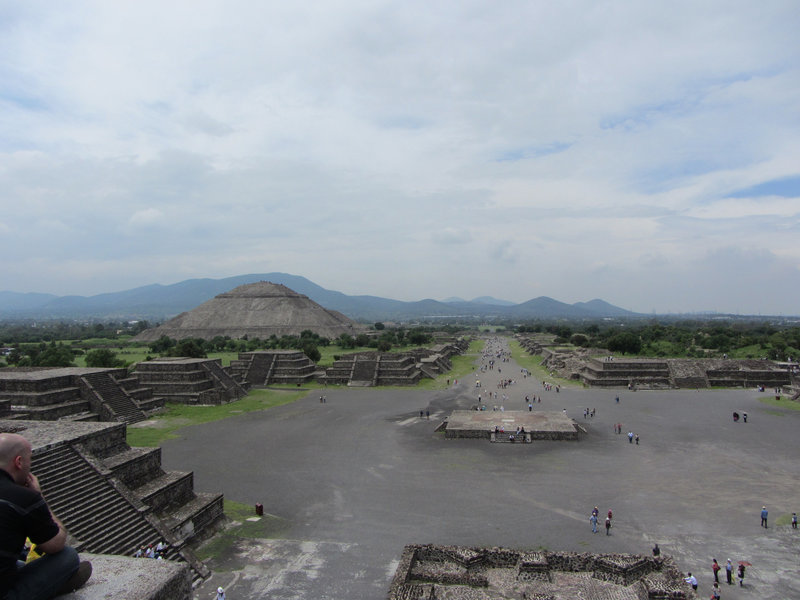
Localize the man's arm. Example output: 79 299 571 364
25 472 68 554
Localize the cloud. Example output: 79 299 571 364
0 1 798 313
128 208 165 227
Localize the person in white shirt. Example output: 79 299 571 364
684 572 698 590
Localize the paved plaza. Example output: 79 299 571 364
161 339 800 599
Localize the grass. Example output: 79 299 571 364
507 340 580 387
758 395 800 412
402 339 485 391
125 388 309 447
195 500 289 562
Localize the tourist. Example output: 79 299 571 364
684 572 698 591
605 516 611 535
216 586 226 599
760 505 768 528
737 563 745 586
742 412 747 423
711 581 721 599
712 558 720 583
792 512 797 529
0 432 93 599
725 559 733 584
635 434 639 445
589 513 598 533
628 431 634 443
652 543 660 557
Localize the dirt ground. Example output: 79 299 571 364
159 337 800 600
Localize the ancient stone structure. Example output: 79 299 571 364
0 367 163 423
388 544 693 599
443 410 581 442
133 281 363 342
133 358 248 404
322 341 468 387
230 350 320 386
518 336 793 390
0 419 222 583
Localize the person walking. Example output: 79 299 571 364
737 563 745 586
760 505 768 528
590 513 598 533
712 558 720 583
215 586 226 600
792 512 797 529
725 559 733 585
605 516 611 535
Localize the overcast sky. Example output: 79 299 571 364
1 1 798 315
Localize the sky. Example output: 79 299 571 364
1 1 799 315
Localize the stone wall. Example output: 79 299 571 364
388 545 692 600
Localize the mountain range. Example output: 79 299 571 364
0 273 639 322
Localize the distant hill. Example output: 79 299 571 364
0 273 640 322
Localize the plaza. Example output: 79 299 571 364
165 340 800 599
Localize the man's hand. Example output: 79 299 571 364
25 473 42 493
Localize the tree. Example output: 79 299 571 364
377 340 391 352
374 322 385 330
169 338 207 358
35 342 75 367
301 342 321 362
85 348 124 368
149 335 175 354
607 332 642 355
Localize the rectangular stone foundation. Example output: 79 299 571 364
444 410 579 441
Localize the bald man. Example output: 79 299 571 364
0 433 92 599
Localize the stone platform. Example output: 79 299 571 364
388 545 691 600
444 410 580 441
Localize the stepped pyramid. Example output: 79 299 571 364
134 281 361 342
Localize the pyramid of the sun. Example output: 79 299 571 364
133 281 361 342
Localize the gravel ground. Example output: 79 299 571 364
160 338 800 600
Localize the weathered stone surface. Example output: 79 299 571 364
133 281 363 342
389 545 691 600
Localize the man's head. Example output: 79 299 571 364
0 432 33 485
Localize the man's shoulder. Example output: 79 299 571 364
0 476 46 510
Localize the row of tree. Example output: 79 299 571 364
516 321 800 360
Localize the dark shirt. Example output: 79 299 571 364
0 468 59 594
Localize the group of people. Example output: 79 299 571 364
133 540 168 559
588 507 613 535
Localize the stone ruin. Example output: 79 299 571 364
518 336 794 390
388 544 693 599
322 341 469 387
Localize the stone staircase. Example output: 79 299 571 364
200 359 248 399
349 356 378 386
0 368 165 423
35 444 179 558
80 371 147 424
230 351 317 386
28 423 220 583
133 359 247 405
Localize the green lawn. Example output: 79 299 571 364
125 388 309 447
758 395 800 412
508 340 580 387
